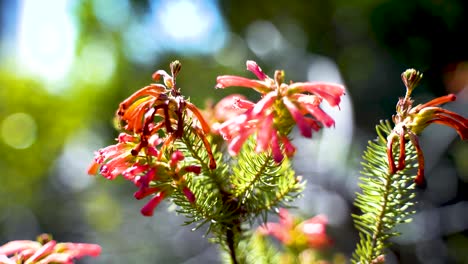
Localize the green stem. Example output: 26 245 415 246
368 170 393 261
226 225 240 264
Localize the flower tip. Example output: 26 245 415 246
170 60 182 77
87 162 99 175
447 94 457 101
209 161 217 170
184 165 202 175
401 68 423 92
273 152 284 163
182 187 196 204
214 82 225 89
246 60 268 81
170 151 185 166
140 192 165 217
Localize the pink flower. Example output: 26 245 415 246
216 60 345 161
257 209 332 250
0 235 101 264
88 133 138 180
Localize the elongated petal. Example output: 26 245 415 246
252 92 276 116
214 94 249 121
87 162 100 175
186 102 212 134
232 97 255 110
25 241 56 264
416 94 456 109
118 85 166 114
122 164 149 181
281 136 296 157
182 187 196 204
283 97 312 138
0 241 41 256
0 255 15 264
289 82 345 107
35 253 73 264
255 114 274 152
246 60 268 81
134 187 160 200
216 76 271 93
183 165 202 174
270 131 284 163
429 116 468 140
58 243 102 258
257 223 290 244
141 192 165 216
151 70 173 87
228 132 251 156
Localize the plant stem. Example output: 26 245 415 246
226 227 239 264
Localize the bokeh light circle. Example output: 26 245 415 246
1 112 37 149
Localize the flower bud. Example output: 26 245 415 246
170 60 182 78
274 70 285 85
401 68 423 94
170 151 185 167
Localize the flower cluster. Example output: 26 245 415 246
0 234 101 264
116 60 215 169
215 60 345 162
89 132 200 216
89 61 211 216
387 69 468 185
257 208 332 250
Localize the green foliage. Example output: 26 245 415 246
236 231 280 264
170 121 303 263
352 120 418 264
231 136 304 223
172 124 234 232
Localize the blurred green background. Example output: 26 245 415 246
0 0 467 263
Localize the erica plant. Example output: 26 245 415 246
84 61 467 264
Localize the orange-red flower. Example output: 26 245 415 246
88 133 199 217
215 60 345 162
387 69 468 185
88 61 216 217
115 61 216 169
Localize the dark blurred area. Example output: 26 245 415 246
0 0 467 263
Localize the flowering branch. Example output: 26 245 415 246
87 60 344 263
352 69 468 263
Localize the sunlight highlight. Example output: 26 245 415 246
150 0 227 54
17 0 76 82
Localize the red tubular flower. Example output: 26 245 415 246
88 133 138 180
215 60 345 161
182 186 196 204
408 94 467 139
141 192 165 217
257 209 332 250
387 69 468 185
